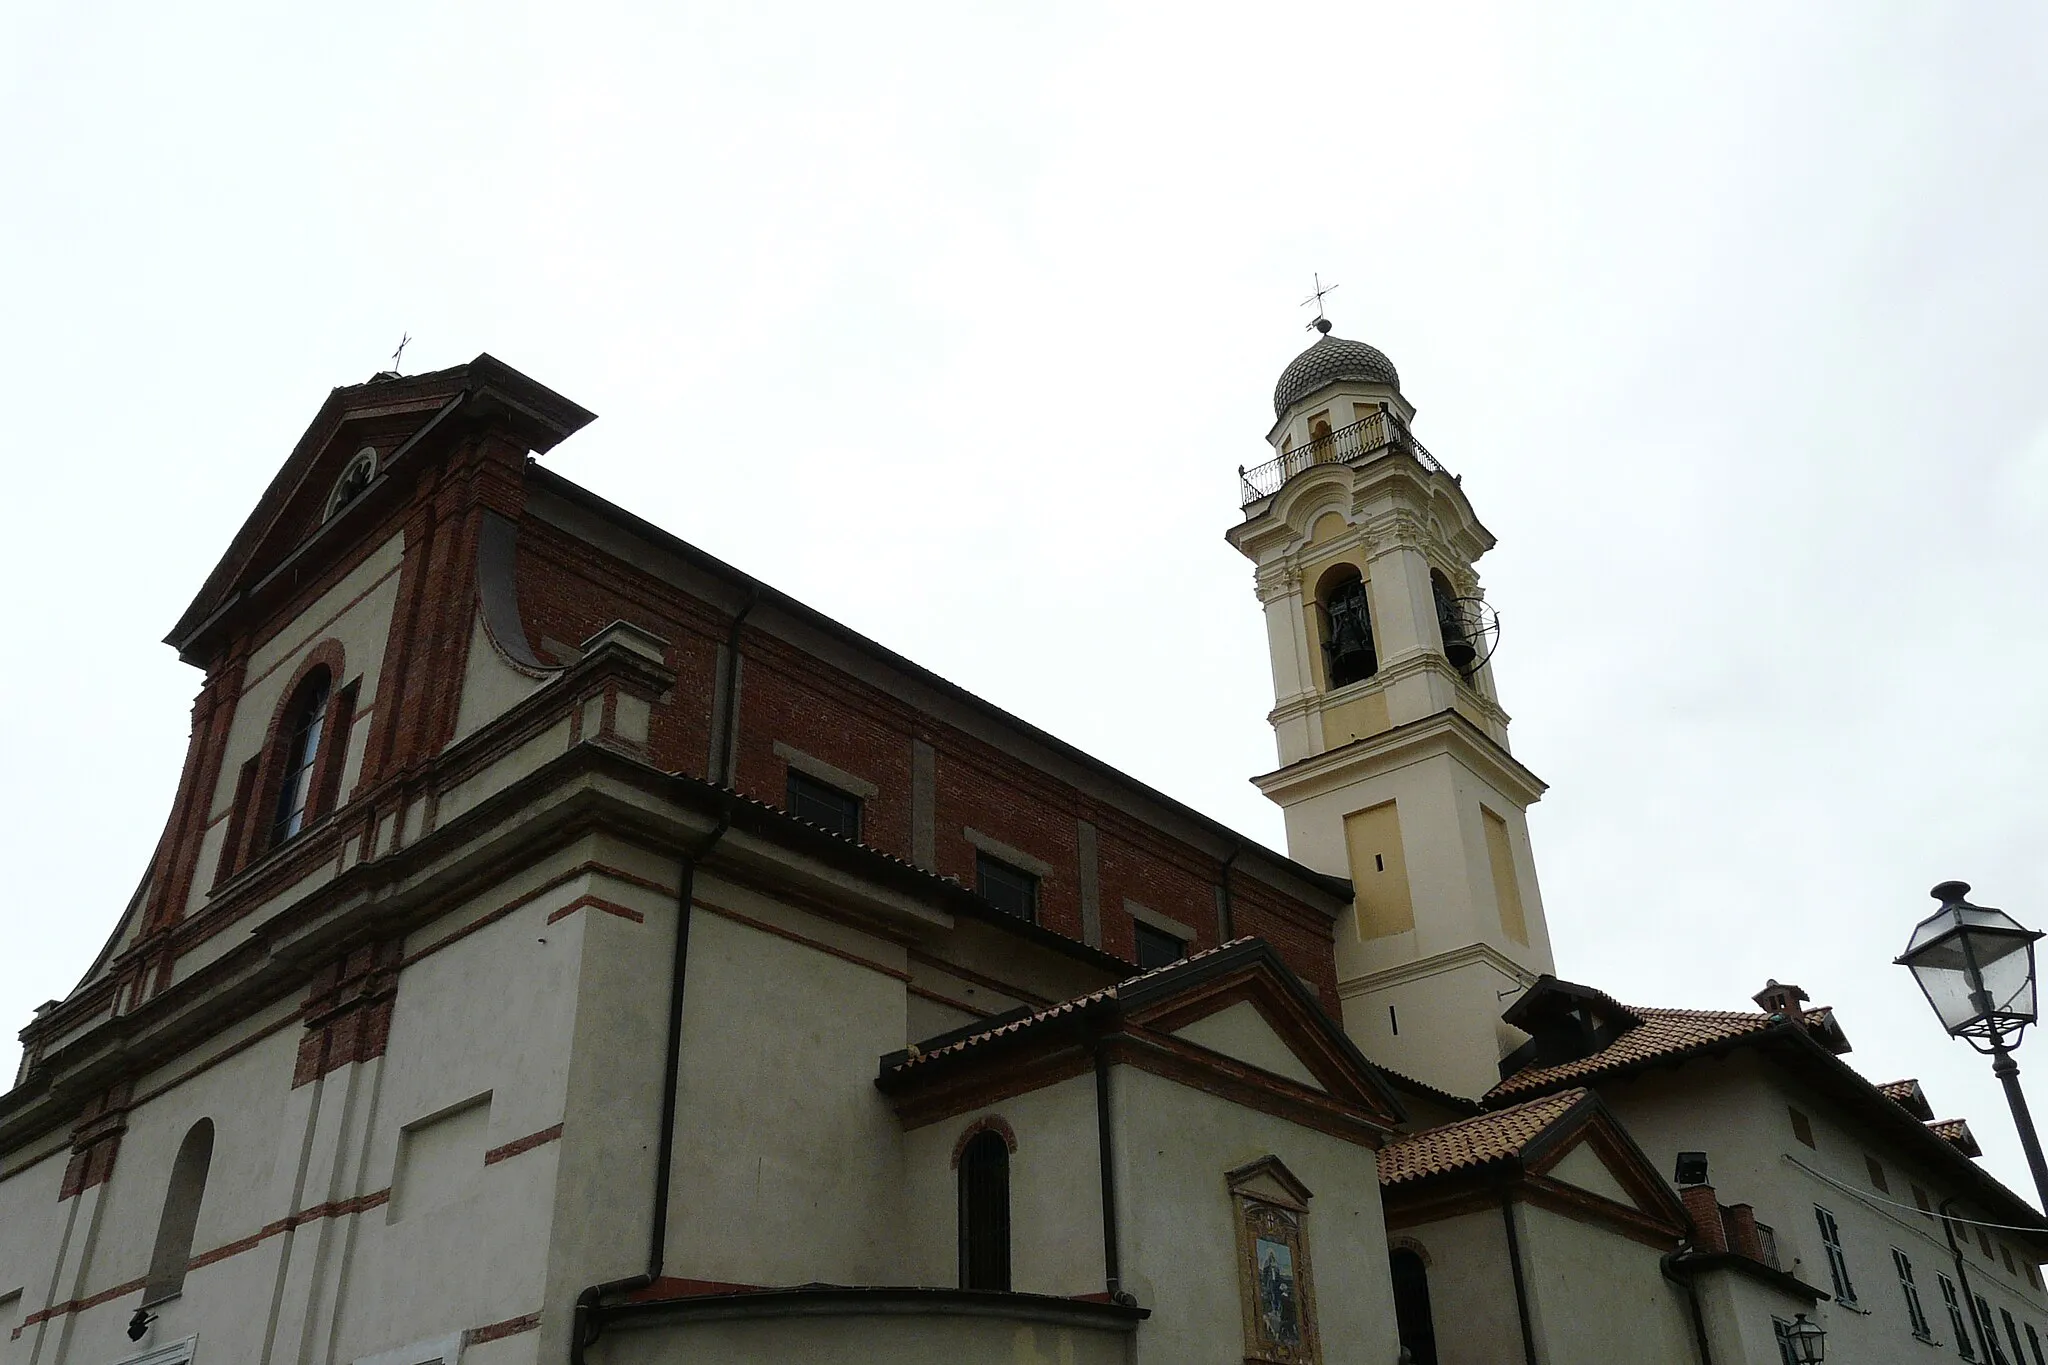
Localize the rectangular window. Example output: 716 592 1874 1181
2007 1310 2030 1365
2025 1321 2044 1365
1867 1154 1891 1192
1132 920 1186 971
1985 1229 2001 1261
975 854 1039 923
1757 1222 1780 1270
1914 1183 1933 1214
2005 1246 2020 1277
1790 1106 1816 1148
1944 1274 1979 1360
786 769 861 841
1815 1205 1857 1305
1895 1247 1933 1339
1977 1295 2011 1365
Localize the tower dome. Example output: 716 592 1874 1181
1272 325 1400 419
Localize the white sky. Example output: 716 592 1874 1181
5 2 2048 1203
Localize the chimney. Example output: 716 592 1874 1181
1680 1185 1727 1252
1723 1203 1763 1261
1753 979 1809 1025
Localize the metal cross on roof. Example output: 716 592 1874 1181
1299 274 1339 330
391 332 411 373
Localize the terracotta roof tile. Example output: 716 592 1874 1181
1488 1007 1777 1101
1930 1118 1982 1157
1377 1089 1588 1185
886 939 1254 1075
1879 1080 1917 1103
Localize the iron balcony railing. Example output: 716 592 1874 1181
1238 410 1451 505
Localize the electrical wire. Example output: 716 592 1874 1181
1788 1154 2048 1236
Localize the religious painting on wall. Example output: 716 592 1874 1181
1227 1155 1322 1364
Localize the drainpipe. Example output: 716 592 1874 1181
1216 845 1240 941
1092 1032 1129 1305
1499 1184 1539 1365
1941 1196 1993 1362
710 589 759 786
572 593 755 1362
1659 1248 1715 1365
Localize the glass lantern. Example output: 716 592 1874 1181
1897 881 2043 1052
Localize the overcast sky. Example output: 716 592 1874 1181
5 2 2048 1201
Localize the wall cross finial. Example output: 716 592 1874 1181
1300 273 1338 333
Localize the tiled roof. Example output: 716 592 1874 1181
1377 1089 1588 1186
1879 1080 1917 1103
1488 1006 1778 1101
885 940 1254 1075
1930 1118 1982 1157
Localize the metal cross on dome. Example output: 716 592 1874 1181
1300 274 1339 331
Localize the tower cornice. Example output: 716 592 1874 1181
1252 708 1547 810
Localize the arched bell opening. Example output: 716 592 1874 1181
1315 564 1378 689
1430 570 1477 675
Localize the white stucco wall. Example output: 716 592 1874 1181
663 880 912 1288
900 1077 1103 1298
1602 1054 2048 1361
1111 1065 1398 1365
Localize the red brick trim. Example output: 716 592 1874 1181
17 1276 148 1331
1389 1234 1431 1267
293 940 401 1087
466 1312 542 1345
238 640 350 876
544 895 645 925
949 1114 1018 1168
402 861 676 968
58 1082 133 1200
624 1277 767 1302
237 559 402 697
186 1187 393 1273
484 1123 564 1165
693 897 911 983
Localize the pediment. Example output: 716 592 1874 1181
1123 947 1405 1127
168 355 593 664
1173 1000 1326 1093
1525 1111 1686 1228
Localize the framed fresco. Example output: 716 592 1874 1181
1227 1156 1322 1365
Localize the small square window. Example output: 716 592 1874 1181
976 854 1038 923
787 770 861 841
1866 1155 1890 1193
1132 921 1186 971
1789 1106 1816 1149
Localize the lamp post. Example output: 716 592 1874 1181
1783 1313 1826 1363
1897 880 2048 1213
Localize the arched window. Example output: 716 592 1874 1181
1390 1246 1437 1365
270 670 331 847
144 1120 214 1305
1431 571 1475 674
1317 567 1377 688
958 1128 1011 1291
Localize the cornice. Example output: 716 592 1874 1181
1337 942 1538 1000
1252 708 1546 809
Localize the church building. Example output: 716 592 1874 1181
2 328 2044 1365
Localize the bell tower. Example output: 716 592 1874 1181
1227 320 1555 1098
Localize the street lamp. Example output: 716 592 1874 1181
1777 1309 1826 1365
1783 1313 1826 1363
1898 880 2048 1211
